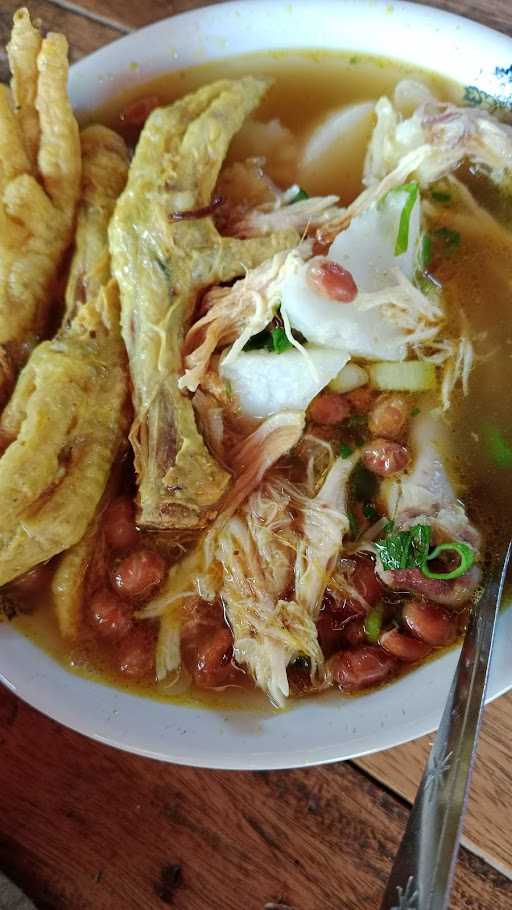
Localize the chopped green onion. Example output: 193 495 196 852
270 327 293 353
431 190 451 203
421 542 475 580
411 407 421 417
243 322 299 354
483 424 512 468
364 604 384 644
434 227 460 249
375 524 432 571
339 442 353 459
290 187 309 204
393 182 419 256
347 511 359 538
363 502 378 520
421 234 432 268
376 521 475 581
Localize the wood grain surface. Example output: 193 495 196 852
409 0 511 34
356 692 512 876
0 0 122 83
1 689 512 910
54 0 221 32
1 2 511 909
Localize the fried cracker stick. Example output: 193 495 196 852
64 125 129 321
0 8 81 405
7 5 41 169
47 124 129 636
110 78 299 530
0 280 128 588
52 509 103 638
1 123 129 438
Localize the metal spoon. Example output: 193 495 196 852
379 542 512 910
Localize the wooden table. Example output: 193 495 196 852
1 2 511 907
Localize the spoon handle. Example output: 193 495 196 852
379 542 512 910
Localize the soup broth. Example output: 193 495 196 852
8 50 512 711
90 51 460 203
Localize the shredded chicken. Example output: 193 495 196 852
320 96 512 241
218 450 358 703
298 432 337 496
225 411 305 517
293 452 359 617
180 249 292 392
366 97 512 187
140 411 305 680
147 439 359 703
218 483 322 707
230 194 342 238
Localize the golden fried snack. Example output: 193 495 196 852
64 125 129 321
0 281 128 588
7 6 41 170
1 122 128 441
51 461 122 639
0 8 81 405
110 78 299 530
49 125 129 636
52 510 102 639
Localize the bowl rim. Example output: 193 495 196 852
68 0 512 118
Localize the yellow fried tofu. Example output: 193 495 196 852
64 125 129 321
110 77 299 530
0 8 81 405
0 280 128 588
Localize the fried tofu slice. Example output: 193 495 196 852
0 8 81 405
110 77 299 530
0 280 128 588
64 125 129 321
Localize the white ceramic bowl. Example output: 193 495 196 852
1 0 511 769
